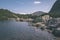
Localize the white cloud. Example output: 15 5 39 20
34 1 41 4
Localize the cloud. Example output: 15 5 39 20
34 1 41 4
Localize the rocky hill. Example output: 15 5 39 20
32 11 46 16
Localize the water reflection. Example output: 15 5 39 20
0 21 55 40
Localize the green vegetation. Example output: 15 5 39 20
49 0 60 18
0 9 17 20
32 17 42 23
0 9 45 22
16 14 32 19
0 9 33 20
40 13 49 16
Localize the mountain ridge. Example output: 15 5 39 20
49 0 60 18
32 11 46 16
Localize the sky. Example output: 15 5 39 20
0 0 56 14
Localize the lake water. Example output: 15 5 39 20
0 20 55 40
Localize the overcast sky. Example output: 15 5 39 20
0 0 56 14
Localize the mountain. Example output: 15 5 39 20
0 9 33 20
49 0 60 18
32 11 46 16
0 9 17 20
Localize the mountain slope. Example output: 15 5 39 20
32 11 46 16
0 9 17 20
49 0 60 17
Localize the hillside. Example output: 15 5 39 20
0 9 17 20
49 0 60 18
0 9 33 20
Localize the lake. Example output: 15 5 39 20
0 20 55 40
